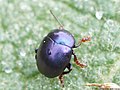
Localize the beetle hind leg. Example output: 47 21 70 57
59 74 64 87
59 63 72 87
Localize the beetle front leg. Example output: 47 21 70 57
72 52 86 68
59 63 72 87
75 36 91 48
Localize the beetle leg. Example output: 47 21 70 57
35 49 38 59
72 52 87 68
35 49 38 53
59 63 72 87
66 63 72 72
63 63 72 74
35 55 37 59
75 36 91 48
59 74 64 87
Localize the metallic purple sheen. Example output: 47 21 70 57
47 29 75 48
36 29 75 78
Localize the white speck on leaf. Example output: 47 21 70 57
20 50 26 57
4 67 12 74
95 11 103 20
27 39 33 45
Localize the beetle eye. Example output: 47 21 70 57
47 49 51 55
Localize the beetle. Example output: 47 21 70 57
35 10 90 87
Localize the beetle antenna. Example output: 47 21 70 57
50 10 63 29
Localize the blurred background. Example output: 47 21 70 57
0 0 120 90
